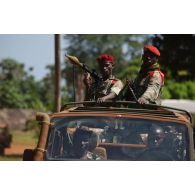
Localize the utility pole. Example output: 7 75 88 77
54 34 61 112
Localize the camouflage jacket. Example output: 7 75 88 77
133 63 164 105
86 75 123 101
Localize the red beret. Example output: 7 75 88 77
144 45 160 57
97 54 114 63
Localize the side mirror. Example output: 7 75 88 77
23 149 35 161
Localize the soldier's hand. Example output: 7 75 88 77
97 96 107 103
138 97 148 104
126 78 134 87
83 72 92 88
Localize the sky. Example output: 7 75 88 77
0 34 65 81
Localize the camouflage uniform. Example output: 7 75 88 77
133 63 164 105
86 75 123 101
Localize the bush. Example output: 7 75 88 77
163 80 195 100
24 119 39 132
186 81 195 99
162 87 171 99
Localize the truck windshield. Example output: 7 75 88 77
45 116 189 161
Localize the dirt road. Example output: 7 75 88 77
5 143 35 156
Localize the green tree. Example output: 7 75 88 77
38 64 71 110
38 64 55 111
162 80 195 100
0 58 44 109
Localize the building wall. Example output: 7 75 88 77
0 109 35 131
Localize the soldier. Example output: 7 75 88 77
72 124 106 160
83 54 123 103
125 45 164 105
137 124 174 161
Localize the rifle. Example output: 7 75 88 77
126 78 139 103
117 78 139 103
65 54 103 84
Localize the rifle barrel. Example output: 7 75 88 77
126 79 139 103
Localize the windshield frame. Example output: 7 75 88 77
44 115 190 161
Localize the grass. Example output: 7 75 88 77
12 130 38 145
0 155 22 161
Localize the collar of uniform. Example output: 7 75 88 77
149 63 160 70
108 75 116 80
140 63 160 74
102 75 115 82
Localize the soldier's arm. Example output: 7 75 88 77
110 80 124 95
97 92 116 103
97 80 123 103
141 71 163 102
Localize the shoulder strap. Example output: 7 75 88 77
158 70 164 82
148 71 154 80
111 79 118 85
147 70 164 85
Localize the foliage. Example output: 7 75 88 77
117 57 141 81
0 58 70 110
12 130 37 145
0 58 45 109
24 119 39 132
38 64 55 111
161 87 171 99
61 85 72 105
38 64 71 110
162 80 195 100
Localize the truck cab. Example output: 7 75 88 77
23 101 194 161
